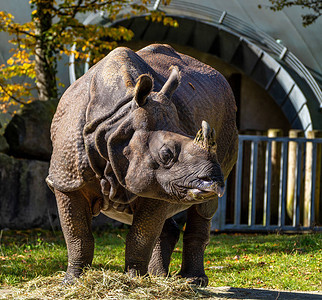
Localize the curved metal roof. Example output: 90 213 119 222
161 0 322 75
153 0 322 110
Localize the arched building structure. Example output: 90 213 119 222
70 0 322 136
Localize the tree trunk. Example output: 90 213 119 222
34 0 57 101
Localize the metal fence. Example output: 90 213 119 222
213 134 322 232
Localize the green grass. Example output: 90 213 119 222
0 229 321 294
174 233 322 291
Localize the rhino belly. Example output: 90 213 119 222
100 200 191 225
101 207 133 225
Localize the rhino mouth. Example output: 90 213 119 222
186 180 225 201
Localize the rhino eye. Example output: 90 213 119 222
159 146 174 166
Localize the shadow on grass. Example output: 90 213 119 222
204 286 322 300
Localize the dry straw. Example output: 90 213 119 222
2 269 214 299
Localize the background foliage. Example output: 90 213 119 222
0 0 176 113
259 0 322 26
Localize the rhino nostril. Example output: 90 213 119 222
198 176 212 182
198 176 224 186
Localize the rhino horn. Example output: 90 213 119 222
134 74 153 107
193 120 217 151
160 65 180 98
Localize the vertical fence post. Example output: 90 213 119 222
287 130 304 223
241 131 252 224
263 141 272 227
234 139 244 226
293 141 304 227
256 132 266 224
268 129 283 224
248 141 259 227
278 141 288 227
304 131 322 227
314 133 322 225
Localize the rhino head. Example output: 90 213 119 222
102 66 225 204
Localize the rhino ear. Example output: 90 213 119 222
134 74 153 107
160 66 180 99
107 118 134 186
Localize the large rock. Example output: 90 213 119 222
0 134 9 153
0 153 119 229
0 153 59 229
4 99 58 161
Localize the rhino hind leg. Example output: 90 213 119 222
148 218 180 276
54 189 94 283
178 205 211 287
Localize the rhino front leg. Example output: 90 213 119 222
148 217 180 276
125 198 168 277
178 205 212 287
55 189 94 283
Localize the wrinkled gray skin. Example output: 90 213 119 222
47 44 238 286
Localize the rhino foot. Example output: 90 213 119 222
177 272 209 287
61 273 77 285
61 264 87 285
126 263 149 278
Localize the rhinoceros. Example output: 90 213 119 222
46 44 238 286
